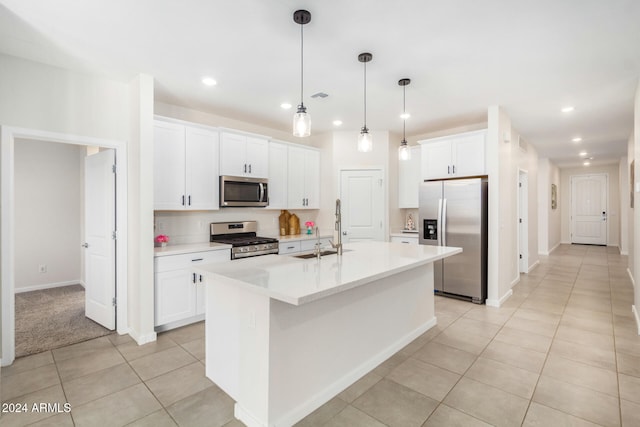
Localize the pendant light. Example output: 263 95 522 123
293 10 311 137
357 52 373 152
398 78 411 160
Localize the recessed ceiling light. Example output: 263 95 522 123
400 113 411 120
572 137 582 142
333 120 343 126
583 161 591 166
561 106 575 113
202 77 217 86
281 103 292 110
579 151 588 156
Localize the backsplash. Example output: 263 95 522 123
396 208 419 233
154 209 320 245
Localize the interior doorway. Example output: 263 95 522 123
518 170 529 273
571 173 608 245
1 126 128 366
339 169 385 242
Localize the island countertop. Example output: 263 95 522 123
195 241 461 305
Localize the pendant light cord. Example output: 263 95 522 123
300 24 304 106
363 60 367 129
403 84 406 140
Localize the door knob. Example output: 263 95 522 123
342 231 347 235
81 243 89 248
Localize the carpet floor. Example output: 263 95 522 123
15 284 112 358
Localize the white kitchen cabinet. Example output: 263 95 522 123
390 235 419 245
288 146 320 209
267 141 289 209
220 131 269 178
154 120 219 210
398 146 421 208
420 130 486 180
154 249 230 330
278 237 331 254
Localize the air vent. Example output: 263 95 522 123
311 92 328 98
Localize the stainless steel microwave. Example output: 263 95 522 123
220 175 269 207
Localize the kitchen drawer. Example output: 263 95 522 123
155 250 230 273
300 238 331 252
279 241 301 254
390 235 419 245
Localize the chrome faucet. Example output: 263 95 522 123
314 226 322 259
330 198 343 255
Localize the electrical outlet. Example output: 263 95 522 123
38 264 47 273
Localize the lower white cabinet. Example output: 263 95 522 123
278 237 331 254
154 249 230 330
390 235 419 245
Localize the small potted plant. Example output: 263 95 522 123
305 221 315 235
155 234 169 247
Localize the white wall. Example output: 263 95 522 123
14 139 83 291
559 164 621 247
628 135 635 278
538 158 562 254
517 136 540 270
620 155 629 255
633 78 640 326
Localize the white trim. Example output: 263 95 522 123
14 280 82 294
128 328 157 346
539 242 561 256
510 275 520 288
632 306 640 336
1 126 128 367
527 260 540 273
628 268 635 289
621 250 629 256
486 289 513 307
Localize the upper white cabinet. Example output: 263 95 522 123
268 141 289 209
398 146 421 208
154 120 219 210
420 130 486 180
220 131 269 178
288 146 320 209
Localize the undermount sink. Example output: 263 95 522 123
293 249 351 259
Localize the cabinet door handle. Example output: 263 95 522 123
248 164 252 174
182 195 185 206
188 195 191 206
287 246 295 249
191 258 203 262
199 275 203 282
192 273 197 283
244 164 247 173
452 165 456 174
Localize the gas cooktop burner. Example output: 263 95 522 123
210 221 279 259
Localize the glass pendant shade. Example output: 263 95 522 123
357 127 373 152
293 104 311 137
398 140 411 160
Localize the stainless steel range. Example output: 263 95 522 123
210 221 279 259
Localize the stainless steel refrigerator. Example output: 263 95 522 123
419 177 488 303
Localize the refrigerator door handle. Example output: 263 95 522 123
437 198 443 246
442 198 447 246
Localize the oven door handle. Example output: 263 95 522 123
258 182 265 202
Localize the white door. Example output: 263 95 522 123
340 169 384 242
518 171 528 273
571 174 607 245
84 149 116 329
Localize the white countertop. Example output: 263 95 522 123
195 241 461 305
275 232 333 242
154 242 231 257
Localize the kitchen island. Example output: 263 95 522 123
195 241 461 427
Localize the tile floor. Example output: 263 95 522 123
2 244 639 426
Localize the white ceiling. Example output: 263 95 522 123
1 0 639 167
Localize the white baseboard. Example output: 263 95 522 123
527 260 540 273
128 328 157 346
628 268 635 289
539 242 561 256
632 306 640 336
486 289 513 308
510 275 520 288
621 250 629 256
14 280 81 293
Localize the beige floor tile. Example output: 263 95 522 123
554 324 615 351
462 307 514 326
0 384 68 427
107 332 134 346
296 397 349 427
162 322 206 345
181 338 206 360
532 376 620 426
423 404 492 426
62 362 141 407
617 351 640 377
145 362 213 407
522 402 600 427
504 315 558 338
222 419 246 427
619 373 640 404
337 372 382 403
622 399 640 427
72 383 162 427
28 412 75 426
324 405 386 427
518 299 566 315
550 338 617 371
1 351 54 378
387 357 460 401
166 385 234 427
615 335 640 357
51 336 114 362
56 346 125 381
1 363 60 401
413 341 477 374
433 328 492 355
567 294 612 314
130 346 197 381
464 356 539 399
399 325 445 356
560 313 614 335
127 409 179 427
542 354 618 397
352 378 438 427
372 352 408 377
493 326 552 353
443 377 529 427
445 317 502 339
481 340 546 373
117 334 178 362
